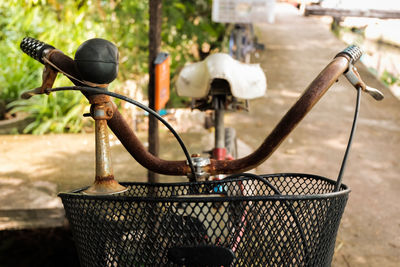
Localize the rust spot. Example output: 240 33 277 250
88 94 111 105
106 108 113 117
95 175 115 182
107 106 191 176
91 102 114 120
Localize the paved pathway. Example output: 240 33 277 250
228 4 400 266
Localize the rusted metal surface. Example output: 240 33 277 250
84 116 126 195
107 104 191 176
107 56 350 176
90 101 114 120
47 51 84 86
21 64 58 99
45 47 352 178
95 119 113 178
83 176 127 195
205 56 350 175
45 52 190 176
88 94 111 104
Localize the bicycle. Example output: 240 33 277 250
19 36 383 266
229 23 264 63
212 0 266 64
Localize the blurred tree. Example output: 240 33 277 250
0 0 228 133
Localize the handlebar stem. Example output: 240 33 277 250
84 95 127 195
38 48 192 176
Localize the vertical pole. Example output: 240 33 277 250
95 119 114 179
148 0 162 183
212 97 226 161
84 101 126 195
214 108 225 149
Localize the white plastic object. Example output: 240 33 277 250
176 53 267 100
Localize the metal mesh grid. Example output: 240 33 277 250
59 173 349 266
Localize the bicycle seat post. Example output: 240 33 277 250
213 96 226 161
83 94 127 195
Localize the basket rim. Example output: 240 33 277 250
58 173 350 202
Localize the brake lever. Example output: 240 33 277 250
364 85 384 101
21 64 58 99
344 64 384 101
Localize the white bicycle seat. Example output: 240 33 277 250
176 53 266 99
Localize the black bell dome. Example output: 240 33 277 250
74 38 119 84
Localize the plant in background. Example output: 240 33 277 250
0 0 104 133
162 0 228 107
381 70 399 87
1 0 228 133
91 0 228 108
8 90 90 134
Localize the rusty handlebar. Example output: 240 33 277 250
108 55 351 176
20 37 361 177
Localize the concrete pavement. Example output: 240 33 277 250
236 4 400 266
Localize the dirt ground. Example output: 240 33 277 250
0 3 399 267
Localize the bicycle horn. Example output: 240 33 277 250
74 38 119 87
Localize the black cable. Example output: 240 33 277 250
47 86 197 180
335 86 361 192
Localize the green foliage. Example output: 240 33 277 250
8 91 89 134
162 0 228 107
0 0 105 133
0 0 105 101
163 0 227 65
91 0 150 79
1 0 228 133
381 70 399 87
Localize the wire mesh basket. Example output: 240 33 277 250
59 173 349 267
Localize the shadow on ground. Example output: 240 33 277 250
0 227 79 267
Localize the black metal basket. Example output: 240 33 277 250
59 173 349 267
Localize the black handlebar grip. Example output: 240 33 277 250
336 45 363 63
20 37 55 64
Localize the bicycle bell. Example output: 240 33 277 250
74 38 119 85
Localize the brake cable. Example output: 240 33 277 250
335 86 361 191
